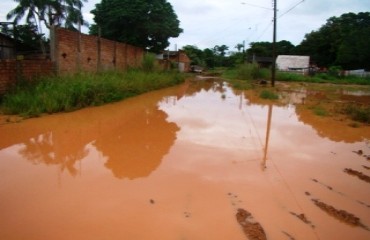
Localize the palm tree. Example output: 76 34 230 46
6 0 43 32
7 0 87 31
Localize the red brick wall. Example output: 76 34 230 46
0 59 54 94
0 28 144 94
55 28 144 74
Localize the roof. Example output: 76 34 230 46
276 55 310 70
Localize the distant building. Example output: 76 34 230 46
276 55 310 72
156 50 191 72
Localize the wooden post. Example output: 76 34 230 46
271 0 277 87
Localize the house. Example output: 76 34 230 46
276 55 310 73
246 55 273 68
157 50 191 72
0 32 16 59
0 32 44 60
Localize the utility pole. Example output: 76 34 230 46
271 0 277 87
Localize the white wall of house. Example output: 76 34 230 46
276 55 310 70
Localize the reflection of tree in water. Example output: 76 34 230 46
93 108 179 180
292 90 370 143
185 79 225 96
19 131 88 176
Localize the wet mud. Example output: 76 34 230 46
1 80 369 240
344 168 370 183
282 231 295 240
236 208 267 240
311 199 369 231
289 212 315 229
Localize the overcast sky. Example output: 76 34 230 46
0 0 369 51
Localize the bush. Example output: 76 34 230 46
141 53 159 72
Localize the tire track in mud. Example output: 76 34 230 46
344 168 370 183
289 212 315 229
236 208 267 240
305 191 370 231
227 192 268 240
227 192 301 240
310 178 370 208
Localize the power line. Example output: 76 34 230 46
278 0 305 18
241 2 273 11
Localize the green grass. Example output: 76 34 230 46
277 72 370 85
339 104 370 123
259 90 279 100
1 70 185 117
311 106 328 116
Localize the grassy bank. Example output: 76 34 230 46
222 64 370 86
0 69 185 117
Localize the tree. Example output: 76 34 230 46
246 41 295 57
235 43 244 53
6 0 87 32
182 45 204 66
213 45 229 57
89 0 183 53
295 12 370 69
1 23 47 50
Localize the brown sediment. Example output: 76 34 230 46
362 165 370 170
311 178 343 195
357 201 370 208
290 212 315 228
236 208 267 240
311 199 369 230
183 212 191 218
353 150 363 155
344 168 370 183
282 231 295 240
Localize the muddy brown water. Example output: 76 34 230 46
0 79 369 240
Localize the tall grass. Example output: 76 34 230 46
236 63 270 80
1 70 185 117
223 63 270 90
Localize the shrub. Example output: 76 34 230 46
141 53 159 72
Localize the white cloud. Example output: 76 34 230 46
1 0 368 50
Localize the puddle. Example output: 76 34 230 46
0 79 370 240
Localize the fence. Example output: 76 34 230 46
0 27 144 95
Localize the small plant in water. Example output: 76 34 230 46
312 106 328 116
259 90 279 100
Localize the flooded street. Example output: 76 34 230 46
0 79 369 240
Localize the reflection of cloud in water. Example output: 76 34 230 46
160 81 261 151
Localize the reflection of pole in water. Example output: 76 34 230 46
239 92 243 110
262 104 273 170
